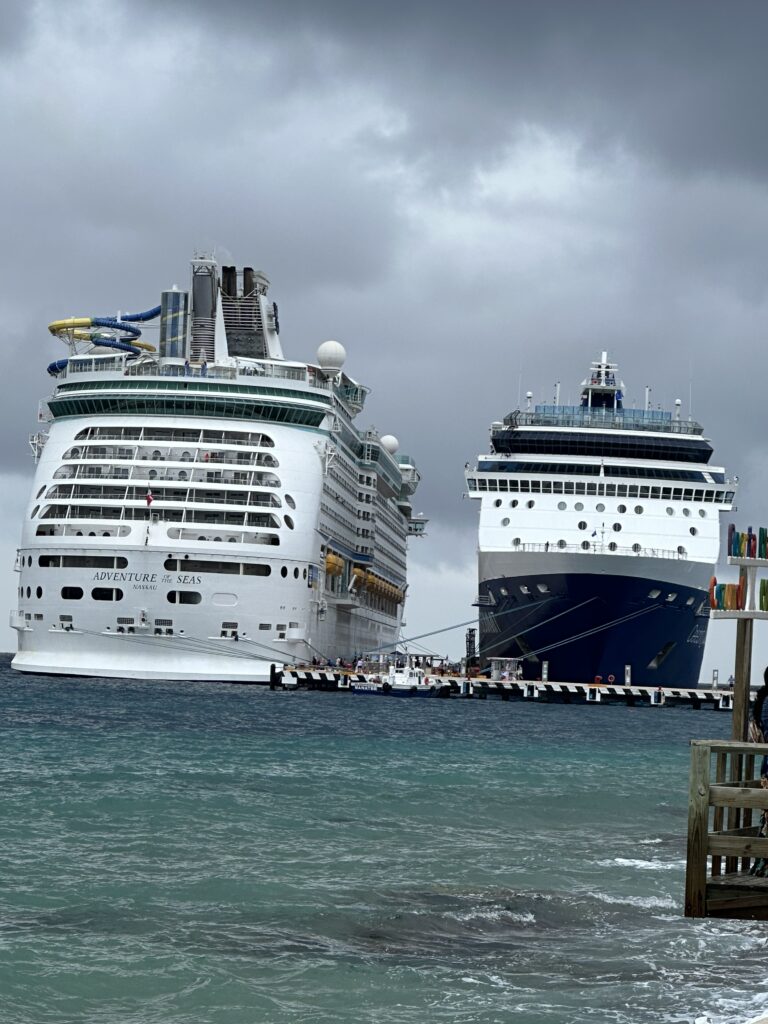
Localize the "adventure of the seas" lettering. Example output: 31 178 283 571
92 571 203 585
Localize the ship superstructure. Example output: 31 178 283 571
12 256 424 682
465 353 735 686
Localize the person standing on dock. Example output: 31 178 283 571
749 668 768 777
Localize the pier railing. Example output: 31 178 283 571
685 739 768 920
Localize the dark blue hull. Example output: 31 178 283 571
478 572 709 687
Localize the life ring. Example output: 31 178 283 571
607 674 615 684
594 675 603 685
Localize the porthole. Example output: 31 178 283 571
617 504 627 514
36 486 45 499
581 540 590 550
608 542 618 552
678 545 687 555
578 521 587 530
303 568 307 579
536 583 550 594
666 507 674 516
25 586 31 599
557 540 567 549
510 499 518 508
698 509 706 518
499 587 508 597
634 505 644 515
557 501 567 511
648 589 662 599
574 502 584 512
612 523 622 532
689 527 698 536
519 585 530 595
682 508 691 517
36 586 42 599
632 543 641 553
285 494 296 509
501 517 510 527
281 566 288 578
27 556 32 567
686 596 695 606
666 592 678 603
513 537 521 547
596 503 605 513
293 567 299 579
30 505 39 519
494 499 502 508
284 515 295 530
61 587 83 600
526 500 535 509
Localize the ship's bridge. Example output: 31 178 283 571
499 406 704 437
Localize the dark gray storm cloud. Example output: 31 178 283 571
3 0 768 539
133 0 768 180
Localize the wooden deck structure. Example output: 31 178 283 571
685 739 768 919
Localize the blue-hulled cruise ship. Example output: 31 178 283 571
465 353 735 686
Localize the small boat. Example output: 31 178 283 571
351 661 446 697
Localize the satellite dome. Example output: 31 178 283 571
380 434 399 454
317 340 346 372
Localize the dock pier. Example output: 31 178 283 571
281 670 739 710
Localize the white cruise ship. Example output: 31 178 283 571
465 353 735 687
12 255 424 682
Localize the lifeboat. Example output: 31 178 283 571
325 552 344 577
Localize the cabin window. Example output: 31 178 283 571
167 591 202 604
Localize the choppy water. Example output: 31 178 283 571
1 655 766 1024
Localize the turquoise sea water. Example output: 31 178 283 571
1 656 766 1024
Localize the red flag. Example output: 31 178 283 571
146 489 154 506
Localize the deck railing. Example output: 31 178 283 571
685 739 768 919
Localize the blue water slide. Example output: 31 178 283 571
122 306 162 323
46 305 160 375
90 306 162 338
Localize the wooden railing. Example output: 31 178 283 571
685 739 768 919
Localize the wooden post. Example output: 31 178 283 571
685 740 711 918
733 580 753 742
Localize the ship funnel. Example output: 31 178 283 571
190 258 218 363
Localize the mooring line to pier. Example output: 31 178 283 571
521 603 662 661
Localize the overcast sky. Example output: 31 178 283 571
2 0 768 669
